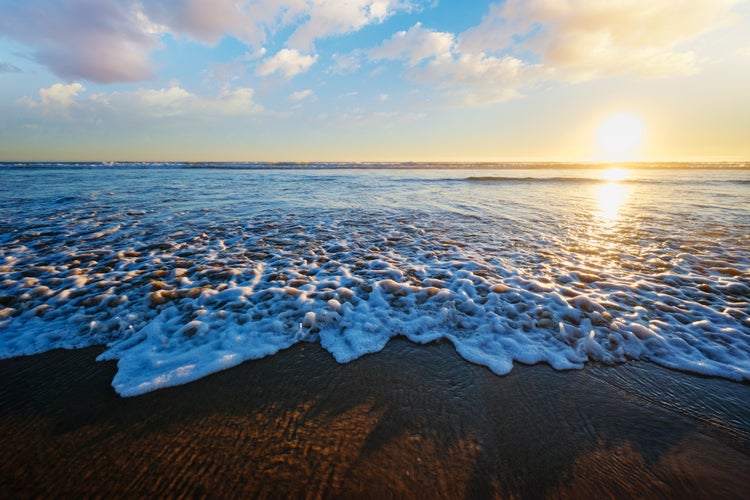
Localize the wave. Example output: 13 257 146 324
462 175 750 186
1 165 748 397
1 206 748 396
465 176 602 184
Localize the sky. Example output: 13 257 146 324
1 0 749 162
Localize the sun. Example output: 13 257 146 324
595 113 645 161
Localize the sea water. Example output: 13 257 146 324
0 163 748 396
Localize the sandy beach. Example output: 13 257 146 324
1 338 749 498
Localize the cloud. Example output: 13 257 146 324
409 53 540 104
17 83 86 116
19 82 262 120
458 0 743 81
289 89 314 101
0 62 22 73
257 49 317 77
369 22 454 65
38 83 86 108
141 0 271 46
0 0 423 84
0 0 158 83
330 52 363 74
94 85 263 117
287 0 415 51
363 0 743 104
367 23 538 104
142 0 417 49
324 107 425 126
113 86 194 117
208 88 263 115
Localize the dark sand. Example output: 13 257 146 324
1 338 749 498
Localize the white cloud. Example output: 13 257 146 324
330 52 363 74
39 82 86 107
324 107 425 126
125 86 194 117
363 0 744 105
20 83 262 120
367 23 537 104
409 53 541 104
458 0 743 81
97 86 262 117
287 0 414 51
257 49 317 77
369 22 454 65
290 89 314 101
209 88 263 115
17 83 86 116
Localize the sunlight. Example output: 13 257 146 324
597 182 629 221
601 167 630 182
596 113 645 161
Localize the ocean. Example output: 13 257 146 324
0 163 748 396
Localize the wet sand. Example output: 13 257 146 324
1 338 749 498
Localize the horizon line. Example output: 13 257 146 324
2 160 749 169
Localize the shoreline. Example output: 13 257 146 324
2 338 749 498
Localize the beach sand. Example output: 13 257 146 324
1 338 749 498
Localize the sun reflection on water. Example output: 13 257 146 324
595 168 630 223
600 167 629 182
583 177 632 271
596 182 629 222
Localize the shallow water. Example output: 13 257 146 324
1 163 748 395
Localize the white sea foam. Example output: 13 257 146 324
0 165 748 396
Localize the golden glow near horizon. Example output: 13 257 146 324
600 167 630 182
595 113 646 162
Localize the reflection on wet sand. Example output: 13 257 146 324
1 339 749 498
